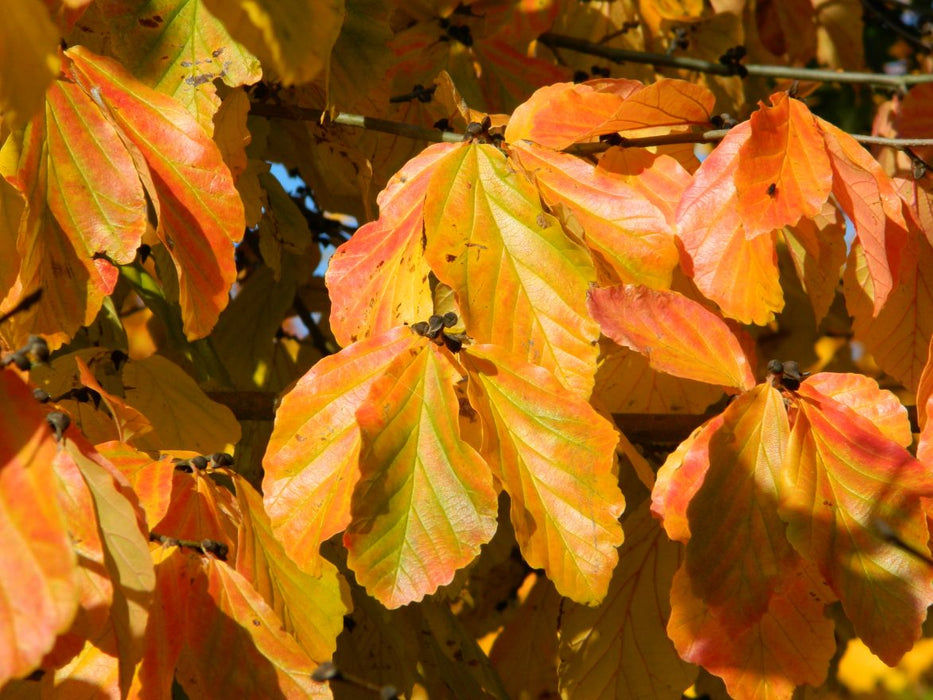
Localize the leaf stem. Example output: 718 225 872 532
537 33 933 91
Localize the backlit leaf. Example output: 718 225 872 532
462 344 624 604
177 554 330 698
326 142 459 347
154 467 240 560
52 635 120 699
345 339 498 608
235 476 350 662
676 122 784 325
559 500 697 700
424 143 600 397
0 0 60 129
75 356 152 444
66 46 245 338
263 327 421 572
735 92 833 238
587 284 756 392
817 116 911 314
0 371 78 685
779 381 933 664
783 202 846 324
96 441 175 529
505 78 714 150
199 0 344 86
511 141 681 289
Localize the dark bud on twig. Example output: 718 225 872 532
174 459 194 473
312 662 340 682
211 452 234 467
27 336 49 363
433 118 451 132
46 411 70 442
718 45 748 78
442 312 458 328
190 455 209 470
710 113 738 129
33 388 50 403
572 70 589 83
7 352 30 371
410 321 430 337
426 314 446 336
200 539 229 561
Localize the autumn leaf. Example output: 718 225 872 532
345 338 498 608
559 500 697 700
65 45 245 338
510 141 682 288
0 0 60 129
779 380 933 664
96 441 175 529
676 121 785 325
75 356 152 444
587 284 756 392
0 371 78 686
735 91 833 238
462 344 624 604
263 327 422 573
783 202 847 324
505 78 714 150
424 143 600 397
326 142 460 347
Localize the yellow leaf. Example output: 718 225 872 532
0 0 60 129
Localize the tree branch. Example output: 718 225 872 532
538 32 933 91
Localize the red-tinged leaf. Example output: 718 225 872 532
587 284 756 392
804 373 912 447
53 635 120 699
424 143 600 397
58 435 155 695
177 555 330 699
505 78 714 150
96 441 174 528
263 327 422 572
345 339 498 608
779 382 933 664
0 0 60 129
461 344 624 604
652 414 725 543
817 115 911 314
676 122 784 325
234 476 351 662
489 575 561 700
667 562 835 700
896 83 933 164
467 37 568 114
844 233 933 393
510 141 680 289
326 142 460 347
127 545 191 698
0 371 78 685
735 92 833 238
783 202 846 324
154 468 241 560
559 501 697 700
682 385 799 631
65 46 245 338
75 357 152 444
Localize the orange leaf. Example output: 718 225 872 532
96 441 174 529
510 141 681 288
676 122 784 325
423 143 600 397
177 555 329 698
735 92 833 238
779 381 933 664
783 202 847 324
559 500 697 699
326 142 460 347
0 371 78 685
804 373 912 447
263 327 422 573
817 116 911 314
345 340 498 608
65 46 245 338
75 357 152 444
0 0 60 130
234 476 351 663
587 284 756 392
668 562 835 700
462 344 624 604
505 78 714 150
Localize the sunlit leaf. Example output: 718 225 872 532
735 92 832 238
326 142 459 346
0 371 78 685
66 46 245 338
52 635 120 699
199 0 344 86
0 0 60 129
424 143 600 397
462 344 624 604
235 476 350 662
263 327 421 572
559 500 697 699
783 202 846 324
511 141 681 288
75 356 152 444
676 122 784 324
96 441 175 529
345 339 498 608
779 380 933 664
587 284 756 392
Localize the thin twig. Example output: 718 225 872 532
538 32 933 90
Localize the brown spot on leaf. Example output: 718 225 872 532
446 254 457 262
185 74 214 87
212 47 225 58
138 15 162 28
